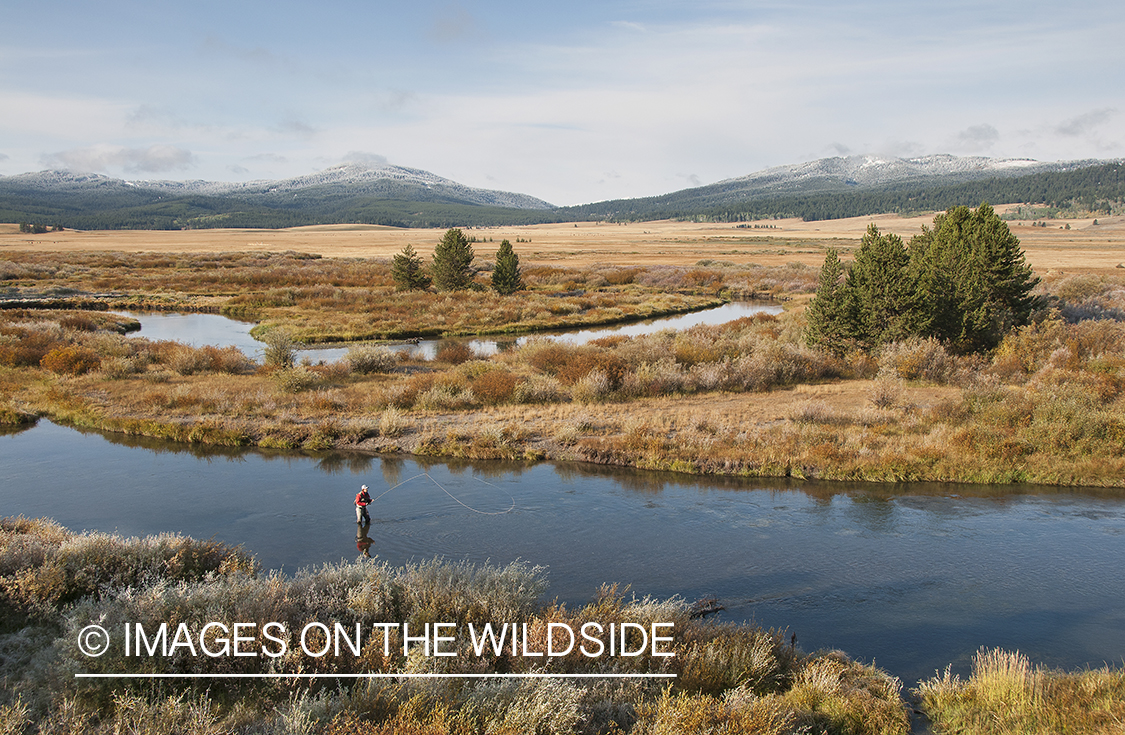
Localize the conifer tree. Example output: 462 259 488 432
491 239 522 295
805 249 852 355
431 228 475 291
908 204 1039 352
391 244 431 291
844 224 911 349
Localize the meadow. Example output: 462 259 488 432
3 235 1125 485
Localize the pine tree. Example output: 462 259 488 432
431 228 475 291
491 239 522 295
845 224 911 349
908 204 1039 352
391 244 431 291
804 249 852 355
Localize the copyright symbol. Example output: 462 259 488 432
78 625 110 657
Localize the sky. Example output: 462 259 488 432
2 0 1122 206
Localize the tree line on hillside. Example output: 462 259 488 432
806 204 1041 355
557 162 1125 223
392 228 523 295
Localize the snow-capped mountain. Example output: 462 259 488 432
125 162 555 210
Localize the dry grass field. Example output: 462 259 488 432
4 209 1124 272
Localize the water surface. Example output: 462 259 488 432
120 300 783 362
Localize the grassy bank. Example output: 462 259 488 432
0 252 802 342
5 276 1125 485
917 648 1125 734
0 518 909 734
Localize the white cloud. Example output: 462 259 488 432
42 144 195 174
955 124 1001 152
1055 108 1116 137
341 151 389 167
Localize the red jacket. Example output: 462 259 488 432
355 491 371 507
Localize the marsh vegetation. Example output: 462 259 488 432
3 214 1125 485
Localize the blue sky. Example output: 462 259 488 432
2 0 1122 205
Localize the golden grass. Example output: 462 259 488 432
918 648 1125 734
3 211 1122 272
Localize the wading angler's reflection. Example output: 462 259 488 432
356 522 374 558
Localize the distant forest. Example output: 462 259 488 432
3 162 1122 231
558 162 1125 223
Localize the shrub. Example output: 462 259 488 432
347 345 398 374
378 407 412 437
387 373 436 409
512 374 566 404
571 369 614 403
59 313 98 332
39 345 101 375
201 345 255 374
272 366 319 393
623 358 687 397
167 344 213 375
0 330 63 368
878 338 954 383
556 351 627 388
471 370 518 405
867 376 903 409
262 330 299 369
415 384 476 411
436 342 473 365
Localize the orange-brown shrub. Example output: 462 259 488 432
39 345 101 375
524 342 579 374
556 351 628 388
0 328 62 364
589 335 630 349
603 267 639 285
388 372 436 408
683 268 723 288
199 345 255 374
471 370 518 405
435 342 473 365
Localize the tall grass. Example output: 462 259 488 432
1 519 911 735
918 648 1125 734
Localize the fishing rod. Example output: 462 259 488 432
367 471 516 515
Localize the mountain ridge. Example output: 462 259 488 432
2 154 1121 230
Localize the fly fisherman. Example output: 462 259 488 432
355 484 372 524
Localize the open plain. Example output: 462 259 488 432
3 210 1124 272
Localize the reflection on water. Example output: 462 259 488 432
119 301 784 363
3 420 1124 684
